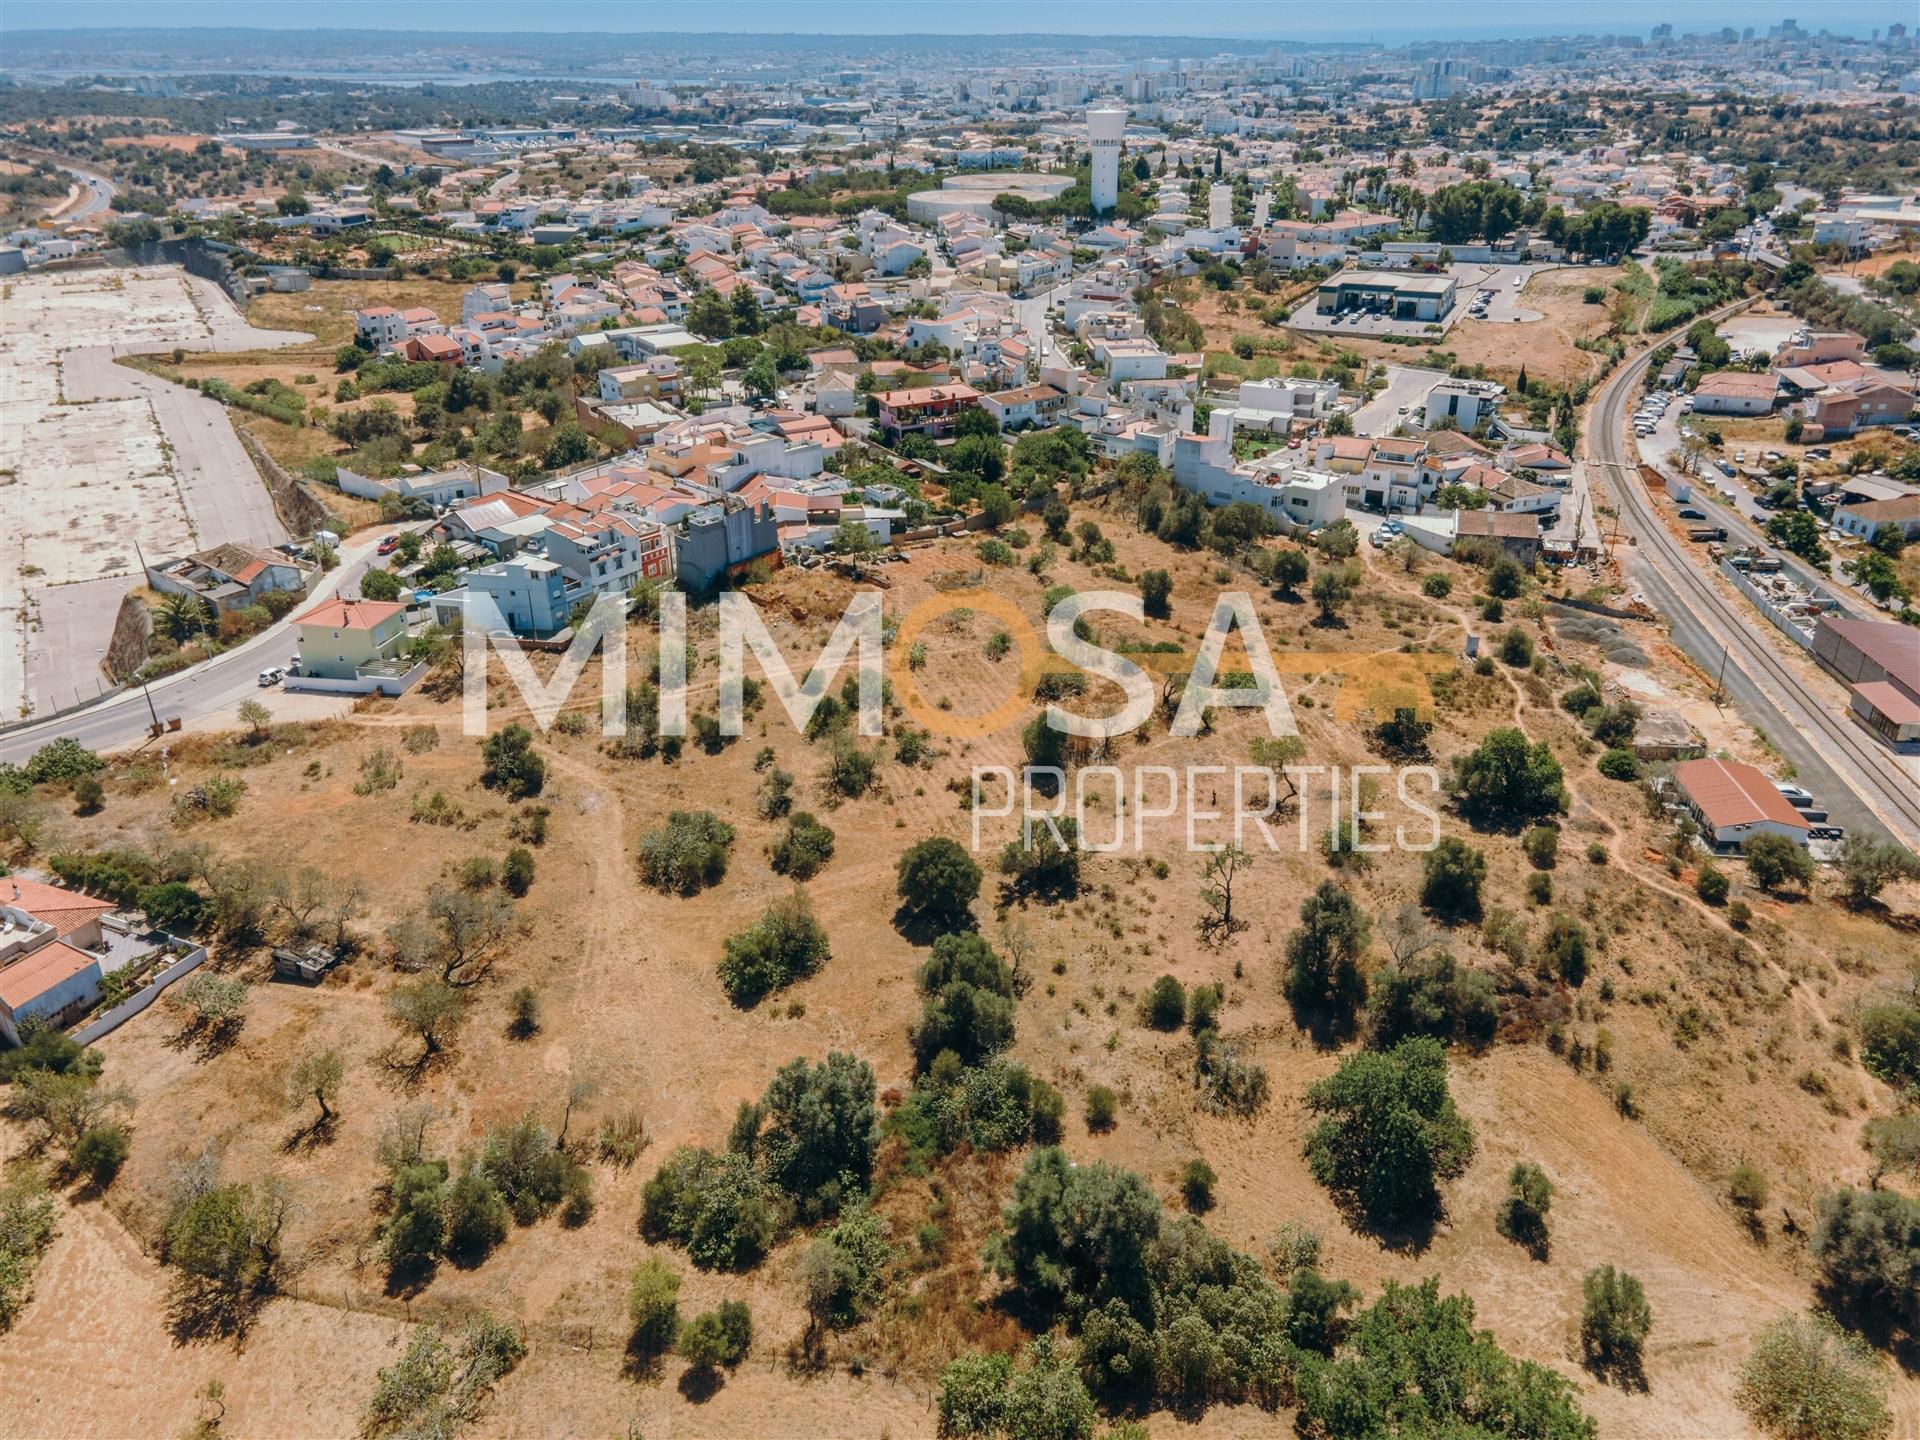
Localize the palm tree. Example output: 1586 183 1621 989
157 591 212 644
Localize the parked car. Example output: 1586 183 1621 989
1678 507 1706 519
257 667 285 688
1773 783 1814 807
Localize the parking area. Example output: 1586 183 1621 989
1285 262 1556 338
1350 364 1448 435
0 265 305 719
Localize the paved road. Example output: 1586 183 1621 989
1590 321 1920 847
1014 283 1068 372
0 531 394 765
1351 364 1447 435
1633 407 1870 620
63 345 289 555
52 163 116 220
18 266 314 720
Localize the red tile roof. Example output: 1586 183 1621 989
0 877 114 939
1673 758 1809 832
294 598 405 630
0 939 97 1011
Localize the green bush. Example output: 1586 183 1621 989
768 811 835 880
1857 1002 1920 1095
895 836 982 927
1181 1158 1217 1212
639 1147 779 1272
1421 837 1487 923
478 724 544 799
1580 1266 1652 1381
1084 1084 1118 1132
1597 748 1642 781
1495 1161 1553 1255
718 893 830 1007
678 1299 752 1370
1305 1038 1474 1228
627 1259 680 1359
1141 974 1186 1031
1738 1313 1891 1440
1295 1279 1592 1438
638 810 735 895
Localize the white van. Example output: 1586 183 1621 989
257 667 285 688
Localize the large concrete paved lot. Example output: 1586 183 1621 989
0 265 307 720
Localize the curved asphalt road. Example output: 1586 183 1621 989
0 532 393 766
54 162 116 220
1589 315 1920 848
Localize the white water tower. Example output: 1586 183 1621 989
1088 107 1125 213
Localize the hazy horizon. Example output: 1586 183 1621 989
3 0 1914 43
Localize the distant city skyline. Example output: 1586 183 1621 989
4 0 1915 42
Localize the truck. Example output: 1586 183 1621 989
1687 526 1727 542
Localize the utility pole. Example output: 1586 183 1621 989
130 536 163 733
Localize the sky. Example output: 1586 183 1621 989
3 0 1914 42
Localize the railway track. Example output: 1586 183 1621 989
1588 313 1920 846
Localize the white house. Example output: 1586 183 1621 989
1424 378 1507 431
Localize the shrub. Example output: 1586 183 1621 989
1487 554 1526 599
1498 627 1534 667
895 836 981 927
719 893 830 1007
362 1313 524 1439
1495 1162 1552 1255
507 986 540 1039
800 1202 893 1330
500 846 535 897
1420 837 1487 923
1181 1158 1217 1212
739 1052 877 1223
1738 1313 1892 1440
1526 872 1554 905
1367 951 1499 1049
640 1147 780 1272
1193 1026 1271 1117
1421 573 1452 598
1746 833 1815 894
72 1123 131 1188
1539 914 1591 986
1304 1038 1474 1227
1294 1280 1591 1439
678 1300 752 1371
478 724 544 799
1858 1003 1920 1094
1696 862 1730 905
1811 1187 1920 1337
1284 880 1371 1036
911 932 1016 1069
768 811 836 880
1728 1164 1770 1224
627 1258 680 1359
1140 568 1174 618
1084 1085 1118 1132
1580 1266 1653 1381
1597 748 1642 781
1456 728 1565 821
1141 974 1186 1031
443 1168 511 1262
1523 825 1560 869
638 810 735 895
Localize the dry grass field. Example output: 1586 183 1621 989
2 499 1917 1438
